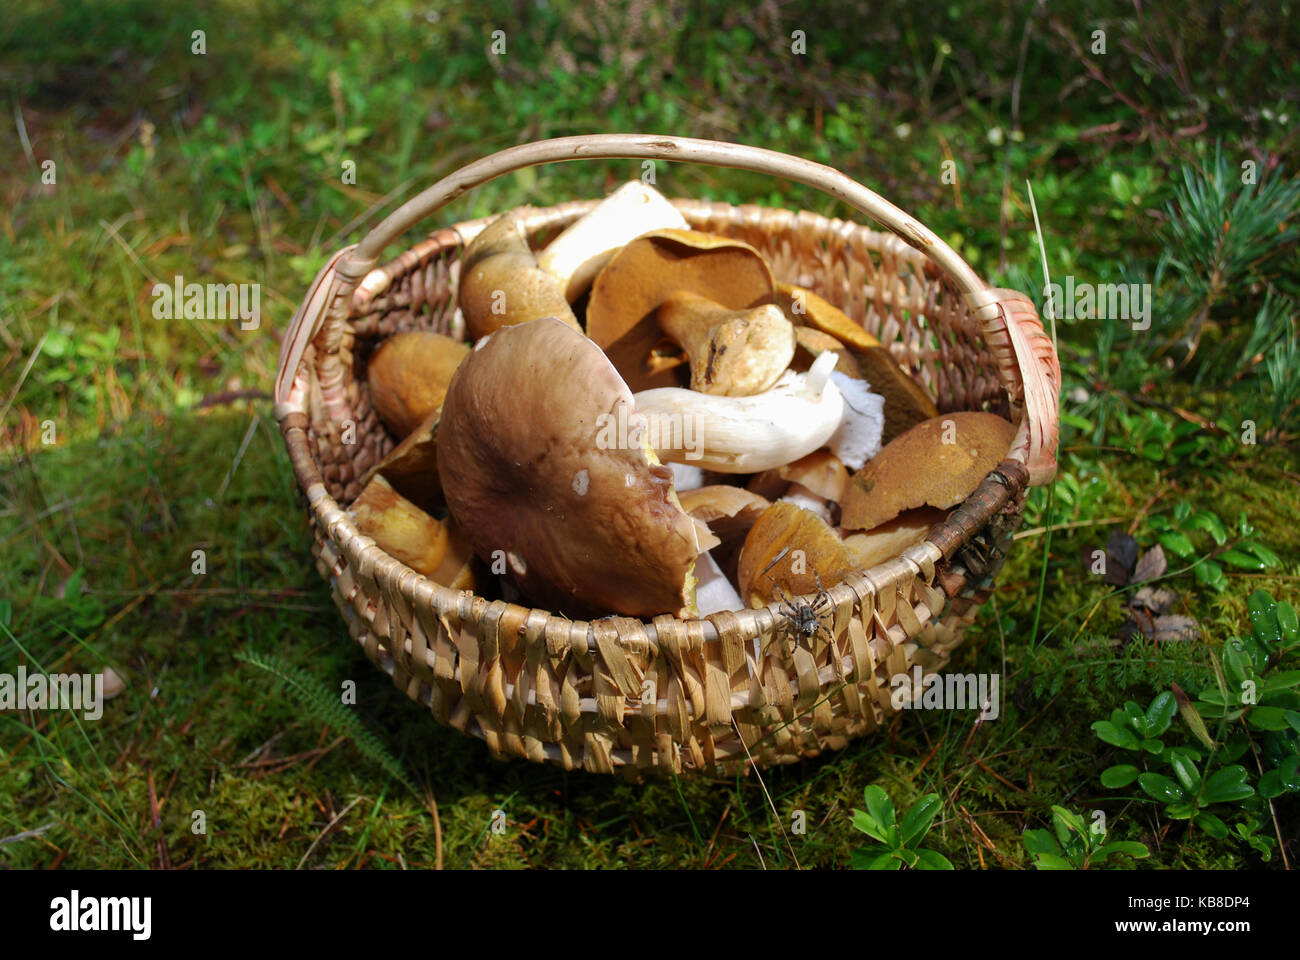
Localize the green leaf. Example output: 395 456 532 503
1141 738 1165 754
1158 531 1196 557
1193 559 1227 591
863 786 895 835
1202 766 1255 804
1276 602 1298 647
1219 549 1265 571
1101 764 1140 788
1021 828 1061 857
1145 692 1177 736
1169 753 1202 793
913 848 955 870
1261 671 1300 695
1243 541 1280 567
1187 511 1228 545
1166 801 1198 819
1095 841 1151 860
1194 812 1229 838
1279 755 1300 790
1246 706 1291 731
1258 770 1284 799
1033 853 1075 870
1092 720 1142 751
850 846 896 870
1138 772 1185 803
851 809 889 843
899 794 943 847
897 847 919 869
1248 589 1281 646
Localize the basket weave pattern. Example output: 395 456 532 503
275 137 1059 779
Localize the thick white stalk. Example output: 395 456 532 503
634 352 843 473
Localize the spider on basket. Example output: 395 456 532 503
761 546 834 644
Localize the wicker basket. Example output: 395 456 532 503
273 135 1061 780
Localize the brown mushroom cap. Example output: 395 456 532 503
349 475 475 589
771 282 880 352
457 210 581 340
363 408 443 514
586 229 775 392
840 412 1016 532
366 331 469 439
436 316 706 618
737 501 861 608
677 485 771 546
842 507 948 570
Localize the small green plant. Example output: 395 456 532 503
1023 806 1149 869
1148 502 1278 592
1092 591 1300 860
849 787 952 870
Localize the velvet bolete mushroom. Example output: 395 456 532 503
840 412 1016 532
436 317 709 618
366 331 469 439
657 291 795 396
349 475 475 589
586 229 775 392
537 181 688 302
737 501 861 608
457 209 582 340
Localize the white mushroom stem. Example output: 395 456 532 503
693 550 744 617
634 351 842 473
537 182 688 302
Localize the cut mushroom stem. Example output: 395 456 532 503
657 291 795 396
537 182 688 302
633 351 843 473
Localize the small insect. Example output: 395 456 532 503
761 546 833 643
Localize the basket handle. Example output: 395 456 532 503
282 134 1059 483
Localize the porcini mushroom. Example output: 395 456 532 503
792 326 863 378
537 181 688 302
634 352 883 474
366 331 469 439
774 282 939 442
736 501 860 608
842 507 948 569
436 316 710 618
586 229 775 391
349 475 475 589
657 291 795 396
362 408 444 514
677 485 771 587
840 412 1016 532
457 209 582 340
631 351 838 473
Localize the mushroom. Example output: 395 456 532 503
841 507 948 570
537 181 688 302
656 291 795 396
586 229 775 391
777 451 848 503
633 351 839 473
792 326 863 378
362 408 443 514
634 351 883 474
457 209 582 340
773 282 939 443
736 501 861 609
840 412 1017 532
677 485 770 586
435 316 711 618
366 331 469 439
349 475 475 589
694 551 745 617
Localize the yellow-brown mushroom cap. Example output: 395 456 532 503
840 412 1016 532
586 229 774 392
436 317 705 618
366 331 469 439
